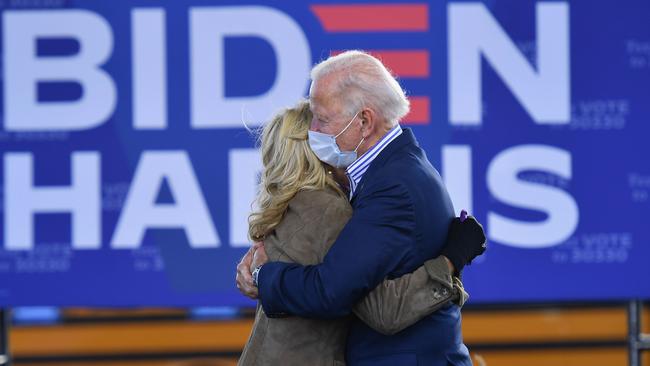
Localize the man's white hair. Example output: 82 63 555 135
311 50 410 126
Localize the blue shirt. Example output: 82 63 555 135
346 125 402 199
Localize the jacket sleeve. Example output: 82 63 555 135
352 256 469 335
258 178 422 318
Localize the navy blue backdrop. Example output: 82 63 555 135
0 0 648 306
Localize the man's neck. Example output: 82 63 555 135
357 125 396 158
331 168 349 188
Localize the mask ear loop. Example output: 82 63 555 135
353 112 366 152
335 111 360 139
354 137 365 153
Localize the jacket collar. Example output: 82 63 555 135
369 127 417 168
350 127 418 203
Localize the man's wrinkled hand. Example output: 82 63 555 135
236 245 259 299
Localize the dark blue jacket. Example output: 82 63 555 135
258 129 471 365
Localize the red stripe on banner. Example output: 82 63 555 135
403 97 430 125
332 50 430 78
310 4 429 32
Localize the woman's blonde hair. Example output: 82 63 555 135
248 100 345 241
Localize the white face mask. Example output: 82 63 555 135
308 111 365 169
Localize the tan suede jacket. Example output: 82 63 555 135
238 189 467 366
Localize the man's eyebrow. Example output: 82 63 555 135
310 105 329 122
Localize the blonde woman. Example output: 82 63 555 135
238 101 478 366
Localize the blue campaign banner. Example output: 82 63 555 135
0 0 648 307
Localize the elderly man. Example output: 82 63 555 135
237 51 485 365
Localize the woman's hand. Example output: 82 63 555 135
251 244 269 271
440 216 487 276
235 242 264 299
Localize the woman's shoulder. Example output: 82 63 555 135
268 188 352 264
291 188 351 214
284 189 352 229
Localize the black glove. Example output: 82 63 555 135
440 216 487 276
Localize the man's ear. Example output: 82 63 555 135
360 108 377 138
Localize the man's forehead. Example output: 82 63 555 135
310 98 340 119
308 91 329 113
309 81 341 114
309 80 324 99
309 73 338 96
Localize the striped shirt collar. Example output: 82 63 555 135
346 125 402 199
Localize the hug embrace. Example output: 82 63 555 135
235 50 487 366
